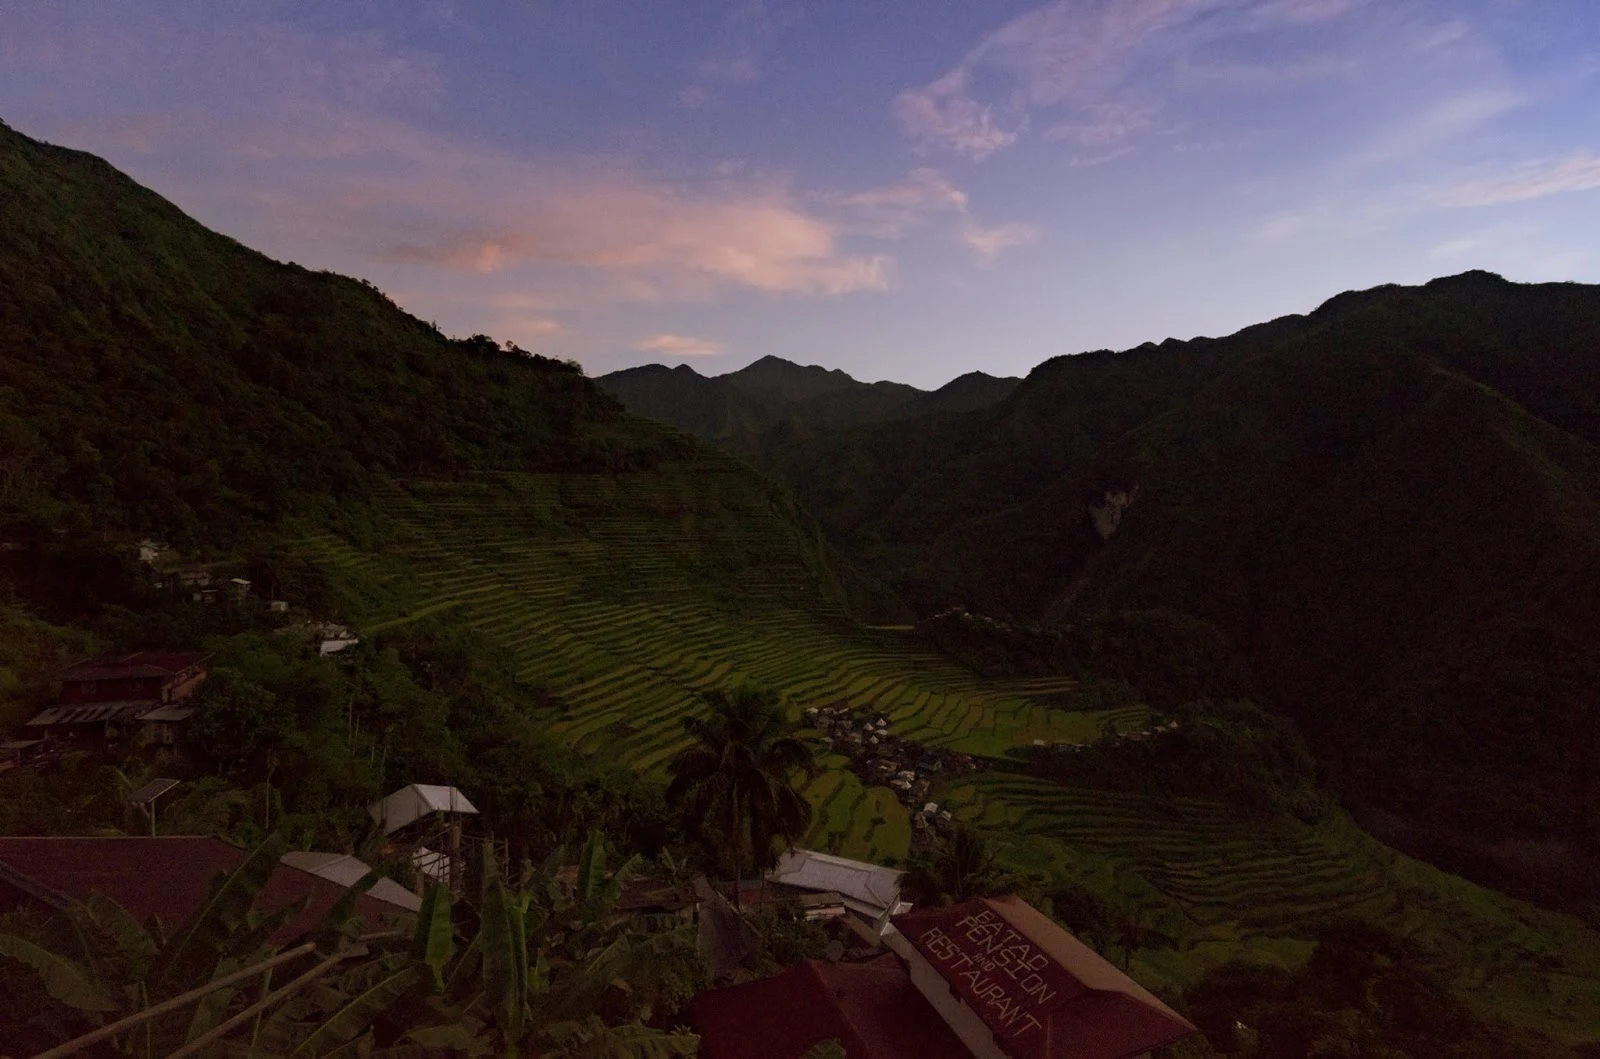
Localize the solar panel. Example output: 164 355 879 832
129 778 180 804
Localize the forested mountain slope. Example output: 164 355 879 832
0 118 628 550
5 119 1600 1052
758 272 1600 906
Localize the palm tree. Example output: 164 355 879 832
666 686 816 908
902 823 1025 906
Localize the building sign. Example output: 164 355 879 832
899 904 1081 1054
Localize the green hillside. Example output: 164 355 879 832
0 119 626 550
755 273 1600 910
284 462 1600 1043
4 119 1600 1051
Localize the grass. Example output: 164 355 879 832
290 465 1600 1044
937 774 1600 1042
293 464 1127 816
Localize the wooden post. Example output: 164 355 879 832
449 818 462 893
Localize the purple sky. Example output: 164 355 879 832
2 0 1597 386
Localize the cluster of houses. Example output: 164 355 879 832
3 650 214 770
136 539 274 608
696 848 1199 1058
2 625 363 773
1028 719 1183 756
806 704 979 814
0 789 1198 1058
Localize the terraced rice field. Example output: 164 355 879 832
936 773 1600 1036
292 463 1138 859
292 465 1600 1039
940 774 1391 935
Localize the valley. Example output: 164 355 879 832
6 115 1600 1053
284 459 1600 1041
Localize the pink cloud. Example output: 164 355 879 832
635 334 726 357
962 220 1039 263
1440 154 1600 207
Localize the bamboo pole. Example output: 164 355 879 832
31 942 316 1059
32 931 404 1059
165 946 365 1059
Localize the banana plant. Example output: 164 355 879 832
0 833 303 1056
266 836 703 1057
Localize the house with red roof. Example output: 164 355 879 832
692 895 1196 1059
22 651 210 749
0 836 415 946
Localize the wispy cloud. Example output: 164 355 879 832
1440 153 1600 207
1353 87 1525 166
835 167 969 236
893 0 1376 161
373 164 894 296
677 0 799 108
1043 101 1161 146
635 334 725 357
893 69 1021 161
963 221 1040 264
834 168 1036 263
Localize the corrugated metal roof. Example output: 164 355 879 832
0 837 411 945
368 784 479 835
890 897 1198 1059
768 849 904 917
412 847 451 881
693 955 970 1059
62 651 210 681
136 705 195 723
25 701 151 726
279 851 422 913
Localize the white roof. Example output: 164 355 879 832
280 851 422 912
281 852 422 912
767 849 905 919
367 784 479 835
413 847 451 882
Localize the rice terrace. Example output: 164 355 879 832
290 452 1600 1035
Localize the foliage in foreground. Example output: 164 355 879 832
0 831 706 1056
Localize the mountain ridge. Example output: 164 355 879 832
751 270 1600 909
596 355 1021 441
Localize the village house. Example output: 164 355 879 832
22 651 210 750
368 783 479 890
766 848 911 933
692 895 1197 1059
314 622 361 655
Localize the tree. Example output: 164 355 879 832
185 667 287 778
902 823 1025 906
666 686 816 907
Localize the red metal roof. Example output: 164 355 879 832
692 954 971 1059
892 897 1196 1059
62 651 211 682
0 837 410 946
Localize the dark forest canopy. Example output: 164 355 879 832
0 121 690 550
751 271 1600 908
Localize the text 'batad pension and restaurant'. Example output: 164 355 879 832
693 895 1196 1059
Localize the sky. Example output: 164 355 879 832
1 0 1597 388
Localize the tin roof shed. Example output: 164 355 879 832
368 783 479 835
